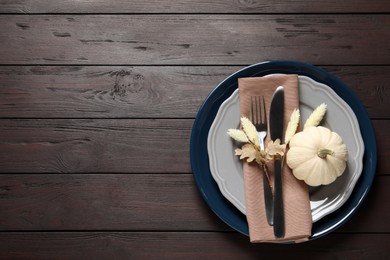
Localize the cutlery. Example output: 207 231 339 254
250 96 274 226
269 86 285 239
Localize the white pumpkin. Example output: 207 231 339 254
286 126 348 186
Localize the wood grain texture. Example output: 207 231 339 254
0 232 388 259
0 15 389 65
375 120 388 175
0 0 388 257
0 174 226 231
0 119 387 174
0 119 192 173
1 0 390 13
0 174 388 232
0 66 221 119
0 66 388 119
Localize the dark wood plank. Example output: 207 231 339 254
0 174 388 232
0 66 388 119
1 0 389 13
0 174 226 231
0 119 387 174
0 15 389 65
375 120 389 175
0 119 192 173
0 66 227 119
324 66 390 120
0 232 388 259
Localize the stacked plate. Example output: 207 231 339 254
190 61 377 240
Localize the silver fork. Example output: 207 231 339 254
250 96 274 225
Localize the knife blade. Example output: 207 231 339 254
269 86 285 239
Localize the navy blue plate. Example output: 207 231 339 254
190 60 377 241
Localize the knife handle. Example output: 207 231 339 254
273 159 285 239
263 170 274 226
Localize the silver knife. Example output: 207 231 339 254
269 86 285 239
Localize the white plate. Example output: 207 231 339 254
207 75 364 222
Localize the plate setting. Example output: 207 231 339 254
190 60 377 241
207 75 365 223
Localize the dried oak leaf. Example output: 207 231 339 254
266 139 287 158
235 144 257 162
255 150 268 165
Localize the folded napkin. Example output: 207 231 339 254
238 74 312 243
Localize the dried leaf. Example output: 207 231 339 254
304 103 327 129
255 150 268 165
230 117 291 166
235 144 257 162
241 117 259 147
227 129 249 143
266 139 287 158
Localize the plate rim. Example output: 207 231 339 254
190 60 377 241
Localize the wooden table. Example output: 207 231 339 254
0 1 389 259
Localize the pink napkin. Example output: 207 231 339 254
238 74 312 243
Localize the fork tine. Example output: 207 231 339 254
253 96 258 123
257 96 262 123
250 96 254 122
262 96 267 124
253 96 257 123
255 96 261 124
250 96 266 125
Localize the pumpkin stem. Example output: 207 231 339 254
317 148 334 158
